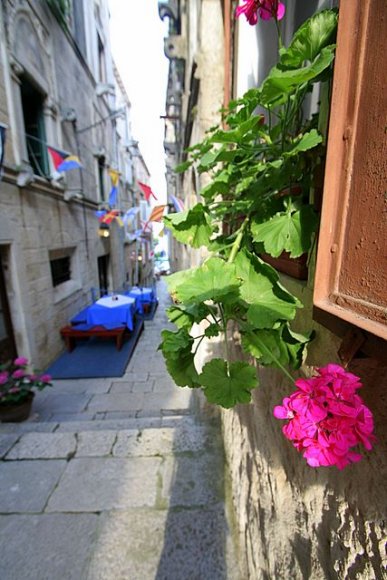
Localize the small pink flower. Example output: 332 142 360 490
259 0 285 21
0 372 9 385
8 387 20 394
236 0 285 25
12 369 25 379
14 357 28 366
39 374 52 383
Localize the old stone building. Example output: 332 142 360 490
159 0 387 577
0 0 152 369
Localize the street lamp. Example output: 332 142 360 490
98 223 110 238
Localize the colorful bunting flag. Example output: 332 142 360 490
141 205 166 233
148 205 166 223
138 181 158 201
123 207 140 226
108 168 120 207
99 209 123 227
170 195 185 213
0 124 6 181
48 146 82 173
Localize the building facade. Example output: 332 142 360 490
0 0 151 369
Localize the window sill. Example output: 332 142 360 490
53 280 82 304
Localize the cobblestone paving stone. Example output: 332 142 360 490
0 280 241 580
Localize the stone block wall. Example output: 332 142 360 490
219 322 387 579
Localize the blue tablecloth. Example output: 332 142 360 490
126 286 155 305
86 295 136 330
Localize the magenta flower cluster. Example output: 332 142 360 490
0 357 52 405
236 0 285 26
273 364 376 469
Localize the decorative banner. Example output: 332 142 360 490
170 195 185 212
0 124 6 181
99 209 123 227
47 146 82 173
141 205 166 234
138 181 158 201
123 206 140 226
148 205 166 223
108 168 120 207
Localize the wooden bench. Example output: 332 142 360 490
60 324 126 352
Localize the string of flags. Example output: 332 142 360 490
138 181 158 202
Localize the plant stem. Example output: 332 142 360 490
254 336 295 383
219 304 230 375
227 217 249 264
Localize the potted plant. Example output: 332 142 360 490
0 357 52 422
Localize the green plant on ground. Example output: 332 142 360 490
159 9 338 409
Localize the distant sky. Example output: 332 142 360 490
108 0 169 203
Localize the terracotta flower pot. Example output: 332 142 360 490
0 391 35 423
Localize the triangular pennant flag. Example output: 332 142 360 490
148 205 166 223
123 207 140 226
48 146 82 173
108 169 120 207
138 181 158 201
170 195 185 212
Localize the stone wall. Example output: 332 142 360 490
219 306 387 579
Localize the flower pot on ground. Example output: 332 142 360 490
0 391 35 423
0 357 52 422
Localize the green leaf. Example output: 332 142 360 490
164 350 201 388
283 130 322 157
280 9 338 68
242 325 314 370
234 250 299 328
282 326 315 369
260 46 336 107
172 257 241 304
251 204 318 258
174 160 192 174
159 328 193 354
159 329 201 388
204 324 221 338
163 204 213 248
166 304 215 329
200 359 258 408
242 329 290 367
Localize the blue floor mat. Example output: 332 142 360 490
46 318 144 379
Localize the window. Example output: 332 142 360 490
20 75 49 176
98 155 105 201
50 256 71 287
97 33 106 83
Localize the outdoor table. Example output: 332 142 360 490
86 295 136 330
126 286 155 305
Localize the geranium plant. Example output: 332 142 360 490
273 364 376 469
0 357 52 405
160 9 339 409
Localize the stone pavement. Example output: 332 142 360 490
0 280 241 580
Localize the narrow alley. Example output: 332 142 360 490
0 280 240 580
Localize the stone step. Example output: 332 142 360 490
1 417 222 461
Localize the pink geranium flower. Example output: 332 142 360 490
14 356 28 366
12 369 25 379
236 0 285 25
0 371 9 385
273 364 376 469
